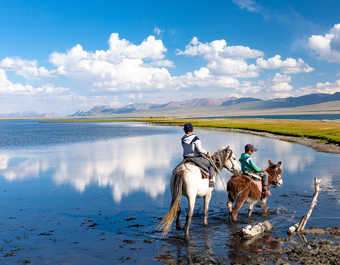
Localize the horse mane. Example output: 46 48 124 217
212 145 231 170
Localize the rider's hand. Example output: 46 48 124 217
206 152 211 158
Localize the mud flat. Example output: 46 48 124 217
231 231 340 265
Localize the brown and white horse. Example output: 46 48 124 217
227 160 283 222
158 145 241 239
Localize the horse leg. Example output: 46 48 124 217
232 190 249 222
185 195 196 240
248 201 256 217
203 192 212 226
176 206 182 230
261 197 268 214
227 193 234 223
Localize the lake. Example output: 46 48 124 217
0 120 339 264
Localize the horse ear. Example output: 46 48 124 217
268 160 274 166
277 161 282 167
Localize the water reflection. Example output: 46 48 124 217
0 124 339 205
272 141 315 173
0 122 340 264
0 134 181 202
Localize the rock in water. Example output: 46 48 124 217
241 221 272 239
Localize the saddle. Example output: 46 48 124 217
181 158 210 179
242 173 262 193
246 172 262 181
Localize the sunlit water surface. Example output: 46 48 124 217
0 120 339 264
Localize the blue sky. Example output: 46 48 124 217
1 0 340 114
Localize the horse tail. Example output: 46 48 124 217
158 169 184 235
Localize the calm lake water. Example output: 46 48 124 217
0 120 339 264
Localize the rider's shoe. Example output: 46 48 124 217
209 180 215 188
265 190 272 196
261 190 271 199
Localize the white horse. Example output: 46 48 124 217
159 145 241 239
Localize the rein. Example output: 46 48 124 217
266 166 280 186
210 147 232 172
208 147 232 191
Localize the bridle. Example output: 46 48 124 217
211 146 231 172
224 149 235 173
267 166 282 187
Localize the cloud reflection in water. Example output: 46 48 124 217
0 134 181 202
0 125 339 205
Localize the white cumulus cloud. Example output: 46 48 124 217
296 79 340 96
177 37 263 78
0 32 317 113
308 23 340 62
314 79 340 93
49 33 175 91
256 55 313 74
0 57 54 79
271 73 293 92
0 69 68 95
271 82 293 92
178 37 263 59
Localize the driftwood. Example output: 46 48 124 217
288 177 321 234
241 221 272 239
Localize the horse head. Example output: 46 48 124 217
219 145 242 174
266 160 283 187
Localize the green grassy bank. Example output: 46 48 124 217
40 118 340 145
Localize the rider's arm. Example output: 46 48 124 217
194 138 208 155
247 157 262 172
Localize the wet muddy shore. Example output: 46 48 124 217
154 227 340 265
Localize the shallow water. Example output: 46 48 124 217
0 120 339 264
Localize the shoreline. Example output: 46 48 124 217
127 119 340 154
38 118 340 154
212 127 340 154
154 123 340 154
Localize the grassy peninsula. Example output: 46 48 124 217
136 118 340 144
41 117 340 146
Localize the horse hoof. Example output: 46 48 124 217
203 223 208 227
176 225 182 230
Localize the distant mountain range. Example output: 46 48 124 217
72 92 340 116
72 97 262 116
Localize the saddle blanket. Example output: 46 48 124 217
242 173 262 193
254 180 262 193
177 158 210 179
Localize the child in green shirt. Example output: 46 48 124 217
239 144 271 198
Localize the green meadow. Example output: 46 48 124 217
40 118 340 145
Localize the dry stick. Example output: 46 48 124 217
288 177 321 234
